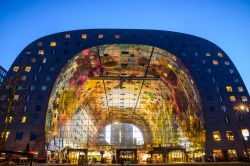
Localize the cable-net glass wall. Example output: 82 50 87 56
45 44 205 152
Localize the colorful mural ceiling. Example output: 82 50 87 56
45 44 205 151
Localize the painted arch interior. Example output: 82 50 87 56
46 44 205 151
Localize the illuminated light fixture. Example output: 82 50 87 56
50 42 57 47
213 60 219 65
168 64 173 69
218 52 223 57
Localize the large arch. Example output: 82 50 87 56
45 44 205 152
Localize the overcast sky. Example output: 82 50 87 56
0 0 249 92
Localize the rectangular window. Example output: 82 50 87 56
5 116 13 123
213 150 223 158
21 75 27 81
31 116 40 124
42 58 47 63
226 131 234 141
50 42 57 47
228 149 237 158
65 34 71 38
206 52 211 57
38 50 44 55
37 42 43 47
230 96 236 102
226 86 233 92
14 95 19 100
238 87 244 92
213 131 221 141
115 34 120 39
30 85 35 91
229 69 234 74
13 66 19 72
213 60 219 65
25 51 32 55
242 96 248 102
30 58 36 63
225 61 230 65
218 52 223 57
21 116 26 123
45 76 51 81
98 34 104 39
30 132 38 141
242 129 249 140
15 131 23 140
41 85 47 91
23 105 27 112
25 66 31 72
81 34 87 39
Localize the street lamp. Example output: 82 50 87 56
234 103 250 160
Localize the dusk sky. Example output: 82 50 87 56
0 0 249 92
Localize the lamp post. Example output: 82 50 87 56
234 103 249 160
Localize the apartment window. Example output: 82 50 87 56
65 34 71 38
6 131 10 139
98 34 104 39
115 34 120 39
221 106 227 112
13 66 19 72
213 150 223 158
37 42 43 47
30 132 38 141
38 50 44 55
50 41 57 47
14 95 19 100
25 66 31 72
49 67 55 72
25 51 32 55
213 60 219 65
225 61 230 65
30 85 35 91
226 131 235 141
21 75 27 81
242 96 248 102
31 116 40 124
238 87 244 92
41 86 47 91
15 131 23 140
81 34 87 39
37 95 43 100
226 86 233 92
45 76 51 81
21 116 26 123
213 131 221 141
31 58 36 63
42 58 47 63
218 52 223 57
206 52 211 57
23 105 27 112
6 116 13 123
230 96 236 102
228 149 237 159
242 129 249 140
229 69 234 74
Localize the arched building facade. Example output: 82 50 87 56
0 29 249 163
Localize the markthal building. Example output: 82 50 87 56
0 29 250 163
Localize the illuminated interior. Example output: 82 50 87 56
45 44 205 153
